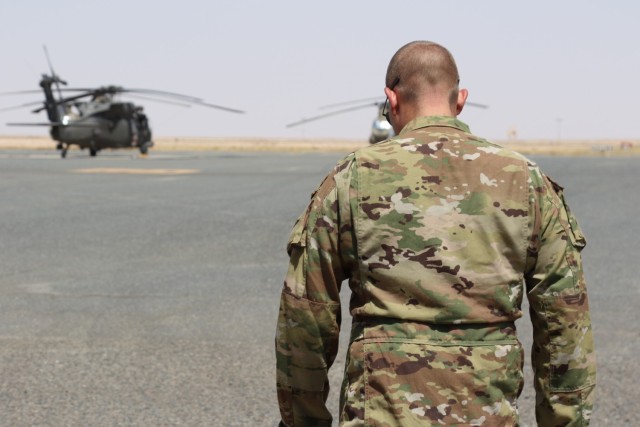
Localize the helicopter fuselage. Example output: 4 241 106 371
52 102 152 155
369 116 394 144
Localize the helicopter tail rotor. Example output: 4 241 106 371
43 45 66 94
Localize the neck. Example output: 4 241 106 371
394 103 456 133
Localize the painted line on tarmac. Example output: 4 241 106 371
72 168 200 175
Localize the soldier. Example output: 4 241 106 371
275 41 596 426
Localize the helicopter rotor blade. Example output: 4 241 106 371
0 89 45 96
122 89 244 113
77 86 244 112
319 97 383 110
125 93 194 108
0 100 45 112
190 101 245 114
287 102 381 128
48 86 203 104
43 45 66 96
43 45 56 76
0 88 100 98
46 87 100 93
4 84 214 104
28 91 96 113
7 121 97 128
466 101 489 109
9 113 100 127
7 122 55 126
121 88 205 103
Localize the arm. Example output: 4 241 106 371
276 157 355 426
525 167 596 426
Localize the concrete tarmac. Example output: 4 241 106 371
0 149 637 426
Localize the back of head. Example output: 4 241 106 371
386 41 460 108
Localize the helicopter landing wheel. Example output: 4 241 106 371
89 148 97 157
61 148 67 158
139 145 149 155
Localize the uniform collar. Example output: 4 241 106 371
398 115 471 135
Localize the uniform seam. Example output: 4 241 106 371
519 159 530 285
363 342 370 427
354 151 367 302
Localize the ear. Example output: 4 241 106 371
383 86 401 132
456 88 469 115
384 86 398 110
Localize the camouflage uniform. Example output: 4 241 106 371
276 116 596 426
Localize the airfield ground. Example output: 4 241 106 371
0 134 638 156
1 142 637 425
1 150 637 426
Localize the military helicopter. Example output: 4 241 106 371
0 48 244 158
287 97 488 144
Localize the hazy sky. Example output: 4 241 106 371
1 1 638 142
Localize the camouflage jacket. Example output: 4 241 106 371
276 116 596 426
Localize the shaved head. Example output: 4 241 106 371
386 41 460 108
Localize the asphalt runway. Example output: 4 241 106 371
0 149 638 426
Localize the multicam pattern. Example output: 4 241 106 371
276 116 595 426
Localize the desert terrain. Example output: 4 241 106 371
0 134 638 156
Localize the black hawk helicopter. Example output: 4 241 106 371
1 48 244 158
287 97 488 144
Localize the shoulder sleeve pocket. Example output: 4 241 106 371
546 175 586 250
287 207 310 254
